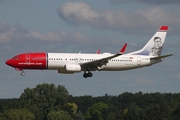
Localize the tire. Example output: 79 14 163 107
83 73 88 78
88 72 93 77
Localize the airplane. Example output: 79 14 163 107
6 26 173 78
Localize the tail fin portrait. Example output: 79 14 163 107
128 26 168 56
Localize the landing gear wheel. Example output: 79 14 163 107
83 71 93 78
21 72 25 76
88 72 93 77
83 73 88 78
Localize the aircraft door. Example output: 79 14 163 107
25 54 30 63
75 57 83 63
137 57 141 65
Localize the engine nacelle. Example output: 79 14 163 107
64 63 81 72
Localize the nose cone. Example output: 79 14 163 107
6 59 13 67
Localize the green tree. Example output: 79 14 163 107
47 110 72 120
85 102 109 120
144 104 162 120
68 102 78 115
69 95 93 115
106 112 116 120
0 108 35 120
0 99 18 112
76 110 85 120
124 103 143 120
172 104 180 120
18 83 70 120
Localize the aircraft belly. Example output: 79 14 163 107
102 62 137 71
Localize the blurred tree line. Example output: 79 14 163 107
0 83 180 120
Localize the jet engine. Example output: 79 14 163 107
64 63 81 72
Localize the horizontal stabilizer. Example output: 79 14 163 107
150 54 173 60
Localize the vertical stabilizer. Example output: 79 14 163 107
128 26 168 56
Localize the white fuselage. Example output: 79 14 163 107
47 53 161 71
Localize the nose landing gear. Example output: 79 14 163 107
21 72 25 76
83 71 93 78
15 68 25 76
21 70 25 76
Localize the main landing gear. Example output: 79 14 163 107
83 71 93 78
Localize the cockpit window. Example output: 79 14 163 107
13 56 19 60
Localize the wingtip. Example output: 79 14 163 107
96 49 100 54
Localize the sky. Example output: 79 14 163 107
0 0 180 98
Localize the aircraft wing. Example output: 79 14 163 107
80 43 127 70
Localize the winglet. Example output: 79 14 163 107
96 49 100 54
119 43 127 54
